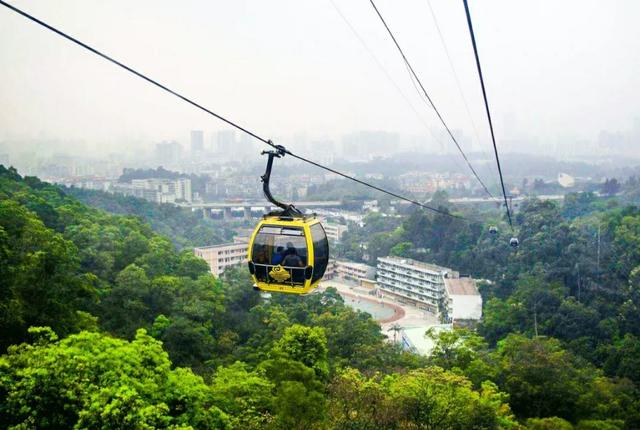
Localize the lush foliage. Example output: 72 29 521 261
0 328 230 429
337 191 640 429
3 165 640 428
64 185 233 248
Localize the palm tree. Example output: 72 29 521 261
388 324 402 344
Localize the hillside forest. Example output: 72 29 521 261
2 164 640 429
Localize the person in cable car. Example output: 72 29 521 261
282 242 305 267
271 245 286 265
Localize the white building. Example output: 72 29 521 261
333 260 376 283
558 173 576 188
175 178 192 202
376 256 458 314
363 200 379 212
116 177 193 204
443 277 482 326
323 222 348 242
194 242 248 276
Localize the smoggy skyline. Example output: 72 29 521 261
1 0 640 157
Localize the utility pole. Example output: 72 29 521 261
533 301 539 337
577 263 581 302
597 224 601 276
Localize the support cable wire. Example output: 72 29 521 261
461 0 513 229
0 0 466 221
425 0 499 192
368 0 495 200
329 0 477 184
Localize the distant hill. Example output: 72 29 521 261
64 185 229 248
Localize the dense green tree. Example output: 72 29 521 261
65 186 229 248
100 264 152 337
427 328 497 387
603 334 640 383
210 362 275 429
259 357 327 429
492 335 595 421
613 215 640 276
328 367 517 430
5 166 640 428
602 178 621 197
0 328 230 429
563 192 599 219
526 417 574 430
272 324 329 379
0 200 93 350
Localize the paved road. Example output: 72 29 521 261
319 280 439 338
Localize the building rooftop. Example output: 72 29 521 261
378 256 452 273
444 277 479 296
402 324 452 355
194 242 248 250
336 260 374 270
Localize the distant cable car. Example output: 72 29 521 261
489 226 498 235
247 146 329 294
510 237 519 248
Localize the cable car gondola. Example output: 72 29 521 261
247 146 329 294
510 237 519 248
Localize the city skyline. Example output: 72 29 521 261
2 0 640 160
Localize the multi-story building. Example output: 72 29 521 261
216 130 236 155
194 242 248 277
376 256 458 313
323 260 338 280
323 222 348 242
113 178 192 204
443 277 482 326
190 130 204 155
334 260 376 284
175 178 192 202
155 141 182 163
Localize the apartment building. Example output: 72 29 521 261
323 222 348 242
113 177 192 203
376 256 458 314
443 277 482 326
194 242 248 276
335 260 375 283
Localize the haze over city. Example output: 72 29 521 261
1 0 640 160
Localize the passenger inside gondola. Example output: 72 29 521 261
250 225 309 285
282 242 305 267
254 244 269 265
271 245 285 265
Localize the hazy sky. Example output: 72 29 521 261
1 0 639 155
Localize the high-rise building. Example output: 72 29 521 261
376 256 458 313
342 131 399 160
191 130 204 154
156 141 182 162
216 130 236 154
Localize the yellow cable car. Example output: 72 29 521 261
248 216 328 294
247 146 329 294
